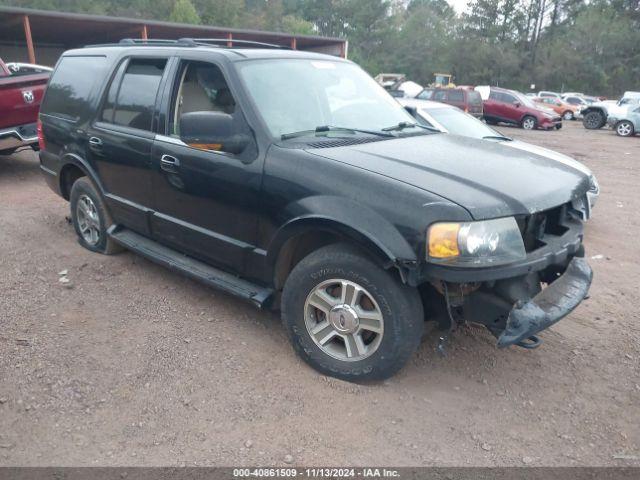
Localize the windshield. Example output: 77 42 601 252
237 59 422 139
423 107 504 139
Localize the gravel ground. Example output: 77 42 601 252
0 121 639 467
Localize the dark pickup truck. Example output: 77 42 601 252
39 40 593 382
0 57 49 156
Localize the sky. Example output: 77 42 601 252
447 0 470 14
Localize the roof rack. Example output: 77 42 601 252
118 38 196 47
187 38 291 49
85 37 291 50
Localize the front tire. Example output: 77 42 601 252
583 111 605 129
521 115 537 130
615 120 635 137
281 244 424 382
562 111 574 121
70 177 123 255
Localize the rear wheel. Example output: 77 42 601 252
0 148 17 156
70 177 123 254
562 111 574 121
281 243 424 382
521 115 537 130
583 110 605 129
615 120 635 137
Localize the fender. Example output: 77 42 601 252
266 195 419 272
58 152 106 198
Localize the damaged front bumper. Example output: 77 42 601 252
497 256 592 347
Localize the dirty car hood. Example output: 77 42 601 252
307 134 591 220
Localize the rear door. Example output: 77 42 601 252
446 89 465 111
484 90 505 122
467 90 483 117
86 56 171 235
499 92 520 124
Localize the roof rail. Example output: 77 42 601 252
119 38 196 47
85 37 291 50
188 38 291 49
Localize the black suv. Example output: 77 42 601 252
39 39 593 381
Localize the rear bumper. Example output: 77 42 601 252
497 256 592 347
0 123 38 151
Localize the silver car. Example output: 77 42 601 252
607 104 640 137
398 98 600 210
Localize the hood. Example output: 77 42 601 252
306 134 591 220
504 140 593 177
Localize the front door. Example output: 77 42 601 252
149 59 263 273
87 56 169 235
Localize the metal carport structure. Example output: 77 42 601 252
0 6 347 67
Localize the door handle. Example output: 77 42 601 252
160 154 180 173
88 136 103 148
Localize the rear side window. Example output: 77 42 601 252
41 56 107 121
433 90 447 101
101 58 167 131
448 90 464 102
468 91 482 105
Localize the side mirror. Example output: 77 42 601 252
513 101 521 108
180 111 249 155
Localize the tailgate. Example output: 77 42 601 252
0 74 48 130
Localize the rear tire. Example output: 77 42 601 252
0 148 17 156
583 111 605 130
615 120 635 137
521 115 537 130
70 177 123 255
562 111 574 121
281 243 424 382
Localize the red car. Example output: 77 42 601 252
0 57 50 156
477 86 562 130
415 87 483 118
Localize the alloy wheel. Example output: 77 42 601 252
617 122 633 137
522 118 535 130
304 279 384 362
76 194 101 246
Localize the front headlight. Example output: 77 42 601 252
428 217 526 267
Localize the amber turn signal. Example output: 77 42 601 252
428 223 460 258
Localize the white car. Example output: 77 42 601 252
398 98 599 211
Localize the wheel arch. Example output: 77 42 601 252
267 208 418 291
58 153 104 200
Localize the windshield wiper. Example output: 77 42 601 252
281 125 395 140
382 121 440 133
482 134 512 141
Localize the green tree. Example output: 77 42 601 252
169 0 200 24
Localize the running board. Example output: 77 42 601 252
108 227 273 308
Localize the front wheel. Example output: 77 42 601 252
562 111 574 121
583 111 605 129
521 115 537 130
281 244 424 382
615 120 635 137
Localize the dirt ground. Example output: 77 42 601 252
0 121 638 467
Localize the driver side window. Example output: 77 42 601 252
169 61 253 157
170 61 237 138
